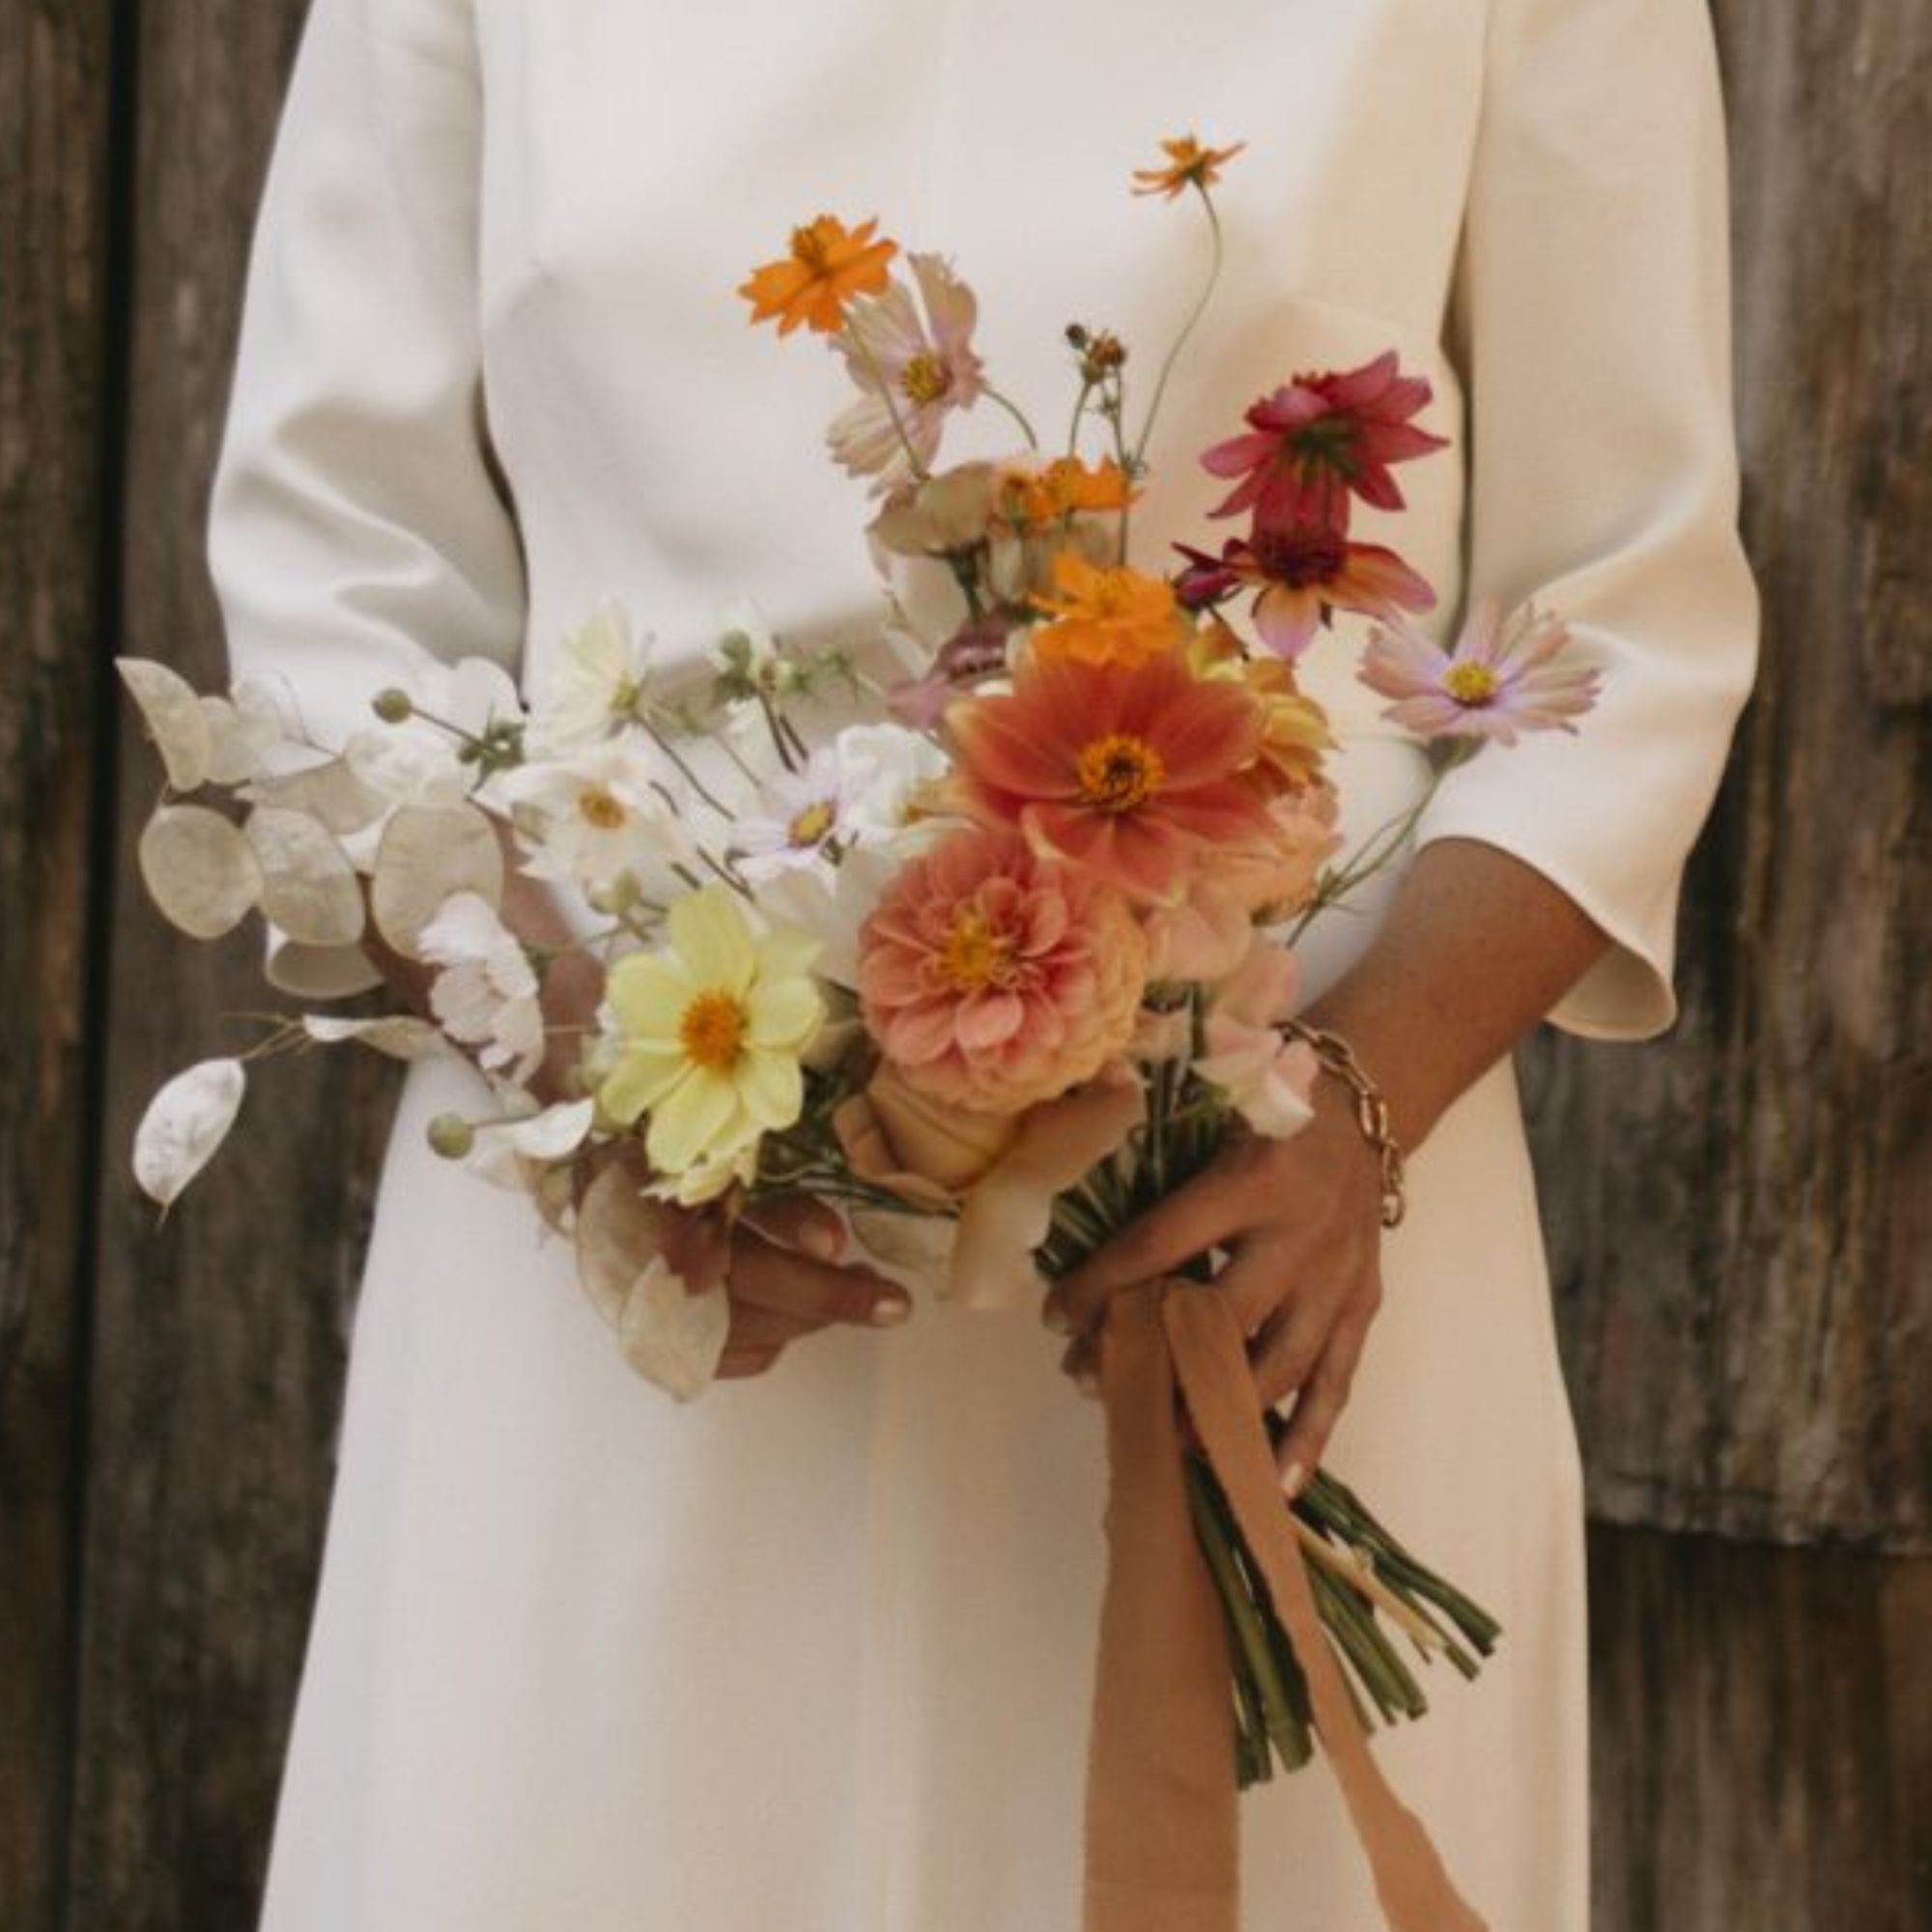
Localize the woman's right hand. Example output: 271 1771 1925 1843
367 829 912 1375
718 1195 913 1379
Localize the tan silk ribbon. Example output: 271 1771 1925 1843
1083 1280 1490 1932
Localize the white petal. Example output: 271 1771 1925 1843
138 805 263 939
119 659 213 792
200 682 285 785
345 726 467 809
132 1058 245 1207
418 889 514 966
576 1162 666 1331
300 1014 452 1061
617 1262 730 1403
369 804 504 958
244 808 365 947
241 758 387 837
506 1098 596 1161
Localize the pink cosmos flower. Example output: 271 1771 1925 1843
944 648 1275 906
830 253 985 493
856 827 1148 1114
1173 525 1435 661
1193 938 1321 1139
1199 352 1450 532
1358 595 1603 745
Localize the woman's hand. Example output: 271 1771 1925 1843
717 1195 912 1380
1041 1080 1384 1492
1038 838 1617 1487
362 827 915 1377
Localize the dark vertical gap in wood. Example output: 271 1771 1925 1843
53 0 145 1923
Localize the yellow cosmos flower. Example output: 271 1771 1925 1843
1189 612 1335 793
599 887 824 1178
739 214 898 336
1028 550 1191 669
1132 134 1247 201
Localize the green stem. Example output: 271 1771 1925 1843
642 720 738 820
843 314 930 484
1130 189 1224 472
1185 1457 1311 1775
982 383 1040 451
1065 376 1095 459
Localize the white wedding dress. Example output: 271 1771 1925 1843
209 1 1758 1925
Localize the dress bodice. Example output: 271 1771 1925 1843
467 0 1480 739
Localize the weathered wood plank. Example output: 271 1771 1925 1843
1523 2 1932 1550
0 0 121 1927
1586 1522 1932 1932
64 4 401 1927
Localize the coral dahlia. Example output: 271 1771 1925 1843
857 827 1147 1114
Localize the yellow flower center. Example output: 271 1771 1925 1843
787 799 837 849
679 990 746 1071
940 909 1014 992
1076 733 1165 813
577 785 630 830
1444 662 1500 707
899 353 952 407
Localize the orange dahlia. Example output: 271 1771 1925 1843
944 647 1274 905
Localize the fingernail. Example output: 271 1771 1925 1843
871 1293 913 1328
1073 1366 1099 1400
1042 1297 1071 1336
801 1221 842 1262
1280 1459 1306 1498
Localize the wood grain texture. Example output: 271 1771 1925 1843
1586 1522 1932 1932
0 1 119 1927
61 3 400 1927
1522 1 1932 1551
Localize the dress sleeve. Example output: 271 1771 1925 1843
1411 0 1760 1040
206 0 526 997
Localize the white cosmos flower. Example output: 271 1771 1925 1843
731 727 947 886
529 602 658 753
342 657 529 819
732 748 849 882
497 742 693 897
833 723 949 843
418 892 546 1086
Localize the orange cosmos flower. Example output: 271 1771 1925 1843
739 214 898 336
1132 134 1247 201
996 455 1138 528
944 649 1273 906
1028 550 1192 670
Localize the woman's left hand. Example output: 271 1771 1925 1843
1039 1077 1386 1494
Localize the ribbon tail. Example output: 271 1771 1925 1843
1083 1284 1240 1932
1163 1286 1491 1932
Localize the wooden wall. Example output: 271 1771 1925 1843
0 3 1925 1929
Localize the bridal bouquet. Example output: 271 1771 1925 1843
122 132 1600 1888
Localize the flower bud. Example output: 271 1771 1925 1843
426 1113 475 1159
372 688 414 724
586 870 645 918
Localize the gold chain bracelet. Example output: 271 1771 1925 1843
1276 1019 1407 1230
